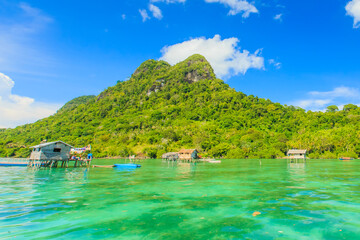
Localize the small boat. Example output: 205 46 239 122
93 164 141 169
0 162 28 167
339 157 354 160
208 160 221 164
114 164 141 169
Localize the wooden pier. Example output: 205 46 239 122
27 159 91 168
0 158 90 168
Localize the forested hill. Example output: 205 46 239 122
1 54 360 159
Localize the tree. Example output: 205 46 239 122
343 104 358 112
326 105 339 113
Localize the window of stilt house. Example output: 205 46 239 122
54 148 61 152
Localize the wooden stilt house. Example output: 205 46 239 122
287 149 307 160
162 152 179 161
178 149 198 161
29 141 74 167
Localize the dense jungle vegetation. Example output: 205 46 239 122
1 54 359 159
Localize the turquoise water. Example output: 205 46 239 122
1 159 360 239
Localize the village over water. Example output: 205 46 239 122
1 0 360 239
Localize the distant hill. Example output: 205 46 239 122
0 54 359 159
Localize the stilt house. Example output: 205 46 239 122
162 152 179 161
30 141 73 161
178 149 198 160
287 149 307 160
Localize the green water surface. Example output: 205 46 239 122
1 159 360 239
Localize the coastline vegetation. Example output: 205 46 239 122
0 54 359 159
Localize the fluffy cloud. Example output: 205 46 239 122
292 87 360 111
149 4 163 19
204 0 258 18
139 9 150 22
160 35 264 78
0 73 61 128
346 0 360 28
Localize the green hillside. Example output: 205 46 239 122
57 95 96 114
1 54 360 159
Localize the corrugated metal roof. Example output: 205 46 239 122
30 141 74 149
287 149 307 154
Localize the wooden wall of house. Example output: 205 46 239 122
30 143 71 160
191 150 198 159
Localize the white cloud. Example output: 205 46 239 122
204 0 258 18
296 99 332 110
309 87 360 98
160 34 264 78
18 3 53 25
0 73 61 128
269 59 281 69
292 87 360 111
149 4 163 19
346 0 360 28
274 13 283 21
143 0 184 21
139 9 150 22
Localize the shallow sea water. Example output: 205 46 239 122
1 159 360 239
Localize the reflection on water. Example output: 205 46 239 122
1 159 360 239
288 160 306 183
164 161 198 177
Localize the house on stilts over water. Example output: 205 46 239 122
161 152 179 161
29 141 90 168
287 149 307 160
178 149 199 161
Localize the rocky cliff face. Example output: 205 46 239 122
145 54 216 95
183 54 215 83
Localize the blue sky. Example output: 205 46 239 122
1 0 360 127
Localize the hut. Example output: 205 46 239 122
29 141 74 167
287 149 307 160
162 152 179 161
178 149 198 161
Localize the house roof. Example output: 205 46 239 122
178 149 197 154
30 141 74 149
287 149 307 154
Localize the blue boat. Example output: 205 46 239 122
0 163 28 167
0 158 29 167
114 164 141 169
